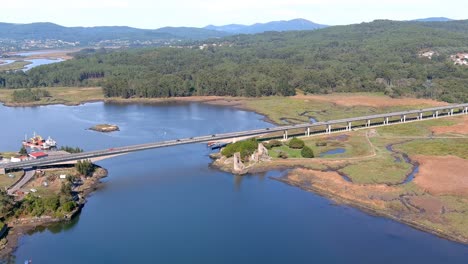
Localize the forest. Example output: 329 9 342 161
0 20 467 102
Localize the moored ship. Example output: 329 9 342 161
22 133 57 150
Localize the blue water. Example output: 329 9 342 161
23 58 64 71
0 60 15 66
0 102 467 263
320 148 346 157
13 50 64 57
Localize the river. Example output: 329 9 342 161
0 102 467 263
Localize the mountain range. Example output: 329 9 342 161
204 18 327 34
0 17 459 47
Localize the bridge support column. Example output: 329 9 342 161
347 122 352 131
450 109 454 116
384 117 389 125
464 107 468 114
366 119 371 127
419 112 423 120
326 125 332 134
283 130 288 140
305 127 310 137
435 111 439 118
0 168 5 175
401 115 406 123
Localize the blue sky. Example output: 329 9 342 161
3 0 467 28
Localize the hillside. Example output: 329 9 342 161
205 18 327 34
0 20 467 102
0 22 228 44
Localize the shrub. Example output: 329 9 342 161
278 151 288 159
61 201 76 213
264 139 282 149
221 139 258 160
301 146 314 158
288 137 304 149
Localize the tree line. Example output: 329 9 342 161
0 20 467 102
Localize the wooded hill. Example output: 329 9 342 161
1 19 467 102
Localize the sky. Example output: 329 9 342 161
2 0 467 28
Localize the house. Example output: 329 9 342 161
29 152 48 159
10 157 21 162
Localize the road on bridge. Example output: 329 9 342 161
1 103 467 172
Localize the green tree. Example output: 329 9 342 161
19 146 28 155
75 160 94 176
288 138 305 149
301 146 314 158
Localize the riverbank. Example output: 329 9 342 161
0 166 108 259
210 116 468 244
0 87 448 126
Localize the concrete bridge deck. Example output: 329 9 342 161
1 103 467 173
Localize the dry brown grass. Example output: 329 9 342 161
293 93 447 108
413 155 468 196
431 116 468 135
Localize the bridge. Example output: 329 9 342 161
1 103 467 175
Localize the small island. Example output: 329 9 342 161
89 124 119 133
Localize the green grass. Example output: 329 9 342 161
0 87 104 106
242 93 438 125
340 156 413 184
0 152 17 159
336 137 412 184
270 145 303 158
0 170 23 190
303 134 372 159
396 138 468 159
377 118 457 137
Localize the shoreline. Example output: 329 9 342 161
275 176 468 245
0 96 283 126
210 153 468 245
0 167 108 259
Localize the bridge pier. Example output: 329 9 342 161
401 115 406 123
347 122 352 131
305 127 310 137
365 119 371 127
450 108 454 116
0 168 5 175
325 124 332 134
384 117 389 125
464 107 468 114
283 130 288 140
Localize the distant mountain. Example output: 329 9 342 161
412 17 454 22
204 19 327 34
0 22 228 44
154 27 230 39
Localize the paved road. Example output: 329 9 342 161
8 168 35 195
1 103 467 171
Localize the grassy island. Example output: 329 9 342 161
89 124 120 132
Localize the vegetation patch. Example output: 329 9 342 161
288 137 305 149
0 87 104 106
221 139 258 161
12 88 50 103
396 138 468 159
89 124 119 133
